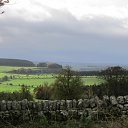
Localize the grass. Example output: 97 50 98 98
0 83 21 92
82 76 104 85
0 66 104 92
2 78 55 87
0 73 11 78
0 66 36 73
0 77 103 92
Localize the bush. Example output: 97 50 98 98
2 76 9 82
34 83 52 100
20 85 33 100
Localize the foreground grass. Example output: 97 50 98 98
1 118 128 128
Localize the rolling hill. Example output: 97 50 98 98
0 58 35 67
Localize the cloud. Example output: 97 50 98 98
1 8 128 64
2 0 128 21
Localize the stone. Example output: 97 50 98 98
77 99 83 109
121 111 127 115
60 110 68 117
56 100 60 110
43 100 49 111
28 101 33 109
78 110 84 116
86 108 92 116
110 96 117 106
66 100 73 109
124 95 128 103
49 101 52 110
1 97 128 120
7 101 12 110
22 110 30 120
1 100 7 111
17 101 22 110
103 95 110 106
49 101 54 111
92 107 98 111
13 110 21 117
35 102 39 110
37 102 42 111
38 111 44 117
81 110 88 117
49 111 56 115
91 111 99 119
60 100 66 110
94 96 100 105
97 100 103 107
83 99 90 108
68 110 78 118
124 104 128 110
117 104 124 109
4 111 9 117
90 98 96 108
0 111 5 118
32 102 36 109
12 101 18 110
117 96 124 104
72 99 77 109
21 99 28 110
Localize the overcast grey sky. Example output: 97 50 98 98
1 0 128 64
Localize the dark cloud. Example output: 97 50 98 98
0 9 128 64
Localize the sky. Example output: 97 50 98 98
1 0 128 64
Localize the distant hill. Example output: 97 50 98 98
47 63 62 69
0 58 35 67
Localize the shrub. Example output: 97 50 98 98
34 83 52 100
2 76 9 81
20 85 33 100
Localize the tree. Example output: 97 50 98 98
37 62 47 67
0 0 9 14
99 66 128 96
99 66 127 82
0 0 9 6
53 67 83 100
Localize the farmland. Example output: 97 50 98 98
0 66 104 92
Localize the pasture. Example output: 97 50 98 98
0 66 104 92
0 66 36 73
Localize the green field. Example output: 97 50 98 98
82 76 104 85
0 66 36 73
0 66 104 92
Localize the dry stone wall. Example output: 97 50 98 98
0 95 128 121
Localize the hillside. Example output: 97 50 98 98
0 58 35 67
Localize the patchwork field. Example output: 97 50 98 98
0 66 36 73
0 66 104 92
